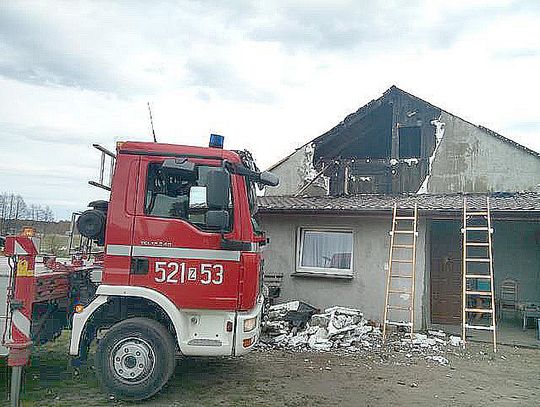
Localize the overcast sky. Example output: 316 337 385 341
1 0 539 220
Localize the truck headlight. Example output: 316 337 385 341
243 317 257 332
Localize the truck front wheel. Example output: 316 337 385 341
94 317 176 401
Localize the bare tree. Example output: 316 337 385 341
40 205 55 238
0 193 7 234
0 193 28 235
0 193 55 236
47 234 63 256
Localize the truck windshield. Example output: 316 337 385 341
145 163 233 231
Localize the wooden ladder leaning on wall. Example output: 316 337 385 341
382 203 418 342
461 197 497 352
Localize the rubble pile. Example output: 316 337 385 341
262 302 376 351
260 301 464 364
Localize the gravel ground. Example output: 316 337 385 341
1 335 539 406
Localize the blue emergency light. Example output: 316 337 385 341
209 133 224 149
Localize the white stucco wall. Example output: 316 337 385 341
259 213 427 327
426 112 540 193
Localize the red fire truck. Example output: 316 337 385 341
0 136 278 404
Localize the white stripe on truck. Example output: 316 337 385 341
106 244 132 256
11 310 31 337
106 244 241 262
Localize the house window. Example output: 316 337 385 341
399 126 421 158
297 229 353 276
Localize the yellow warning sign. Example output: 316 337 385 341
16 259 34 277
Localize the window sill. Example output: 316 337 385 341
292 271 353 280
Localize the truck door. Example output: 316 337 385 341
130 156 242 311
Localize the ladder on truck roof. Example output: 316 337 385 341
89 144 116 191
461 197 497 352
382 203 418 342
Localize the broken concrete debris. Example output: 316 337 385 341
426 355 450 365
263 302 372 350
261 301 465 363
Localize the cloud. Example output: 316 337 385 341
0 122 92 146
493 49 540 59
0 4 123 93
1 1 537 100
245 1 517 52
506 121 540 133
185 57 276 103
0 2 268 99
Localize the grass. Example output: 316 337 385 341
3 334 539 406
38 234 80 258
1 332 107 407
1 331 256 406
38 233 103 258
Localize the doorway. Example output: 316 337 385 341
430 220 462 324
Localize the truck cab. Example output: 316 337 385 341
70 139 278 400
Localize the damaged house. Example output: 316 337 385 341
257 86 540 345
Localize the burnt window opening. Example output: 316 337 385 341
313 103 393 161
399 126 421 158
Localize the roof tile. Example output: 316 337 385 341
258 192 540 214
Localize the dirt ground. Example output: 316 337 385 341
1 337 539 406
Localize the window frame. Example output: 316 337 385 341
295 227 354 277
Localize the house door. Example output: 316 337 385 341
430 220 462 324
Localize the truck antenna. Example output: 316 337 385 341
147 101 157 142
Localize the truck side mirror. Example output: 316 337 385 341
206 210 230 231
259 171 279 187
206 168 230 210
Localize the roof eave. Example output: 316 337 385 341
257 208 540 219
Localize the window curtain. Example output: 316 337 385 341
300 230 353 270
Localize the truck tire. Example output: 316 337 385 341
94 317 176 401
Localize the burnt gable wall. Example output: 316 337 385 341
315 87 441 194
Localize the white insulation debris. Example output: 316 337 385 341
417 118 446 194
260 301 464 364
403 158 419 166
298 143 329 192
300 143 319 182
